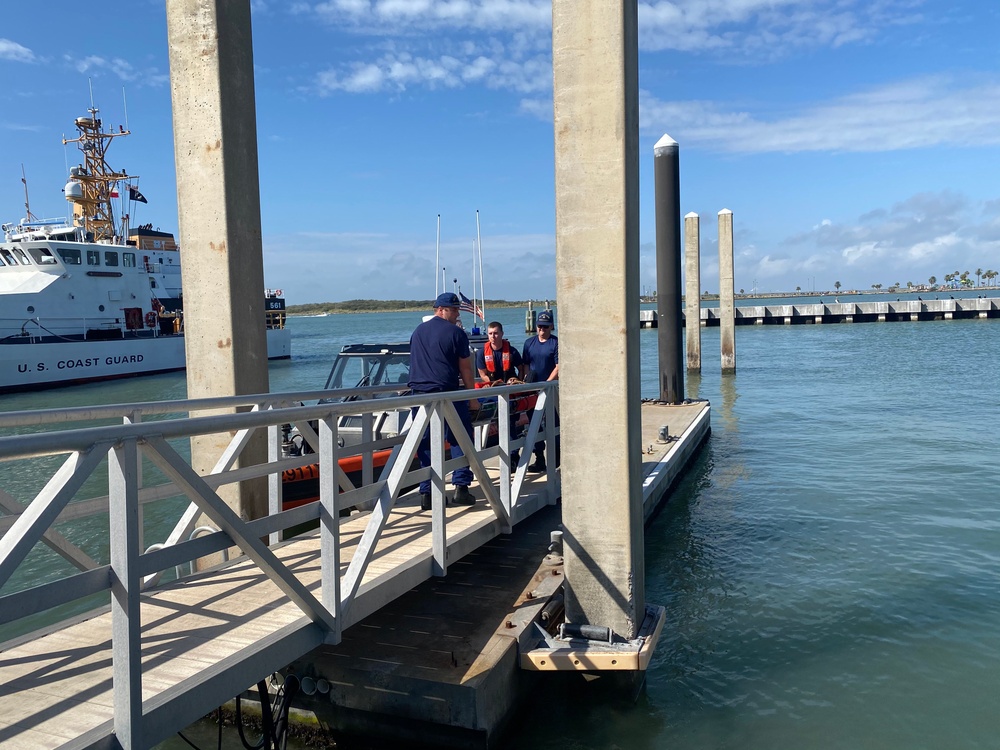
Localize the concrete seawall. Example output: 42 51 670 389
639 297 1000 327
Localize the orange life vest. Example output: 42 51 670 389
483 340 513 377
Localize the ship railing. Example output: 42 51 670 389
265 309 286 330
0 315 160 340
0 381 558 671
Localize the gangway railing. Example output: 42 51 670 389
0 381 558 748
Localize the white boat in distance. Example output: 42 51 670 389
0 107 290 393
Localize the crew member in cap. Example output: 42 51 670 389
521 309 559 473
408 292 476 509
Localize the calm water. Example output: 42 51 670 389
3 309 999 749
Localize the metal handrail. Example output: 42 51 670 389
0 384 560 623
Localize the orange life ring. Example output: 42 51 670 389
145 311 158 328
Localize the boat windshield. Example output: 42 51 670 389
322 353 410 401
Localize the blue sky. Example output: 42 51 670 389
2 0 999 303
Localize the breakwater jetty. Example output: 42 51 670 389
639 297 1000 328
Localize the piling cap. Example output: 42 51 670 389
537 310 554 326
434 292 460 308
654 133 678 155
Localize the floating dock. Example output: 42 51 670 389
639 297 1000 327
279 400 711 749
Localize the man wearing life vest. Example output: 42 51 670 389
476 321 524 384
476 321 530 468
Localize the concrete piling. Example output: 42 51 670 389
653 135 683 404
684 212 701 372
552 0 645 639
718 209 736 372
166 0 269 521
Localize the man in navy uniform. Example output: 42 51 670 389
409 292 476 509
521 309 559 472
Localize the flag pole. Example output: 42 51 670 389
476 210 486 322
435 214 441 297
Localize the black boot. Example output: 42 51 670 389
452 485 475 505
527 455 546 473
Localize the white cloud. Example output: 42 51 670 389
310 0 550 33
637 0 920 56
640 76 1000 153
519 97 551 120
0 38 35 63
296 0 927 105
302 0 917 56
841 241 885 266
737 190 1000 290
316 50 549 94
263 229 555 302
66 54 170 87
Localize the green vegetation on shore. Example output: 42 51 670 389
287 299 535 315
290 283 1000 316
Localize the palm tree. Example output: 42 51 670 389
976 267 983 286
906 281 913 290
944 273 953 286
929 275 937 286
834 281 841 291
796 285 801 292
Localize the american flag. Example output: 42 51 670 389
459 292 484 320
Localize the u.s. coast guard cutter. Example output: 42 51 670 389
0 107 290 393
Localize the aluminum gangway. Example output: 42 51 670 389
0 382 559 749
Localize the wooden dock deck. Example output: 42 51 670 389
0 400 709 750
0 464 558 750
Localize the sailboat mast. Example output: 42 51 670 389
435 214 441 297
476 210 486 323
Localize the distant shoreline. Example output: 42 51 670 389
288 288 998 315
286 300 535 316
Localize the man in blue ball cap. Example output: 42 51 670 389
521 309 559 472
408 292 476 509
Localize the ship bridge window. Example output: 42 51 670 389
87 250 101 266
0 249 13 266
58 248 82 265
13 248 31 265
123 252 136 267
104 251 119 267
27 247 58 265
